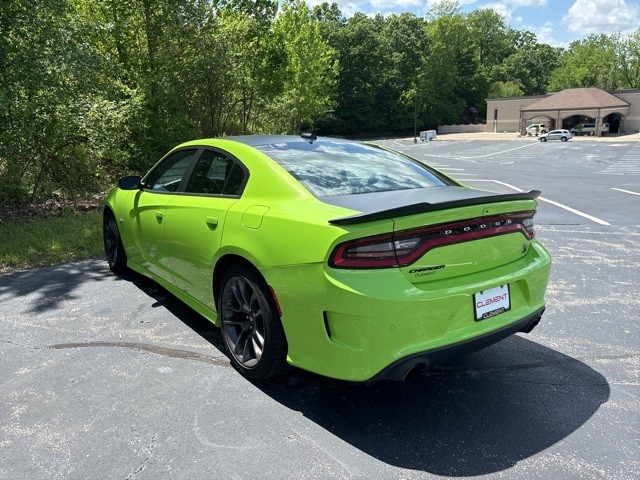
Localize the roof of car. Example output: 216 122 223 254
224 135 350 147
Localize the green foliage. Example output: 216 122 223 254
265 0 338 133
549 35 616 91
488 81 525 98
1 1 639 209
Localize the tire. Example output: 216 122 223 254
103 210 128 274
218 265 288 380
540 130 547 134
561 136 568 142
540 137 547 142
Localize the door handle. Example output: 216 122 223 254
155 211 163 223
206 216 219 229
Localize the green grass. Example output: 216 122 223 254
0 210 104 273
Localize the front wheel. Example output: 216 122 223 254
540 130 547 134
218 265 288 380
540 137 547 142
103 210 128 274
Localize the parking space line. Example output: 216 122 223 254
612 187 640 196
467 179 611 226
461 142 538 159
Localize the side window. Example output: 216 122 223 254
185 149 247 196
223 163 245 195
145 149 198 192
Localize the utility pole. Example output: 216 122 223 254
414 92 417 143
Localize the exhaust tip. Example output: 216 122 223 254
522 316 541 334
403 364 426 381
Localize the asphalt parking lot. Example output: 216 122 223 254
1 139 638 479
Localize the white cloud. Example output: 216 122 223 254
509 0 547 6
427 0 479 8
563 0 640 34
482 2 514 20
530 20 566 47
371 0 422 7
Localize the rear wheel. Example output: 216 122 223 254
561 136 568 142
540 129 547 134
103 210 128 274
218 265 287 380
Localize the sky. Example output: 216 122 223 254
305 0 640 47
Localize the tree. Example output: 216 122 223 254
266 0 338 133
0 0 108 203
467 9 513 68
380 14 429 131
548 34 620 91
618 29 640 89
422 12 480 126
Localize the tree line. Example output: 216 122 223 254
1 0 639 204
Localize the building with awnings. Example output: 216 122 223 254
486 88 639 136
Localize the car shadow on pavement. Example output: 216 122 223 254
120 269 227 351
95 266 610 477
254 337 609 477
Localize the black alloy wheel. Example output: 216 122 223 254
219 265 287 380
103 211 128 274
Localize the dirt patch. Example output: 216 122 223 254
0 195 104 223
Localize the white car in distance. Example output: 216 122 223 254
539 129 572 142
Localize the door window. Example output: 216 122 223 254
144 149 198 192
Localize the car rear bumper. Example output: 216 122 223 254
369 306 545 381
263 241 551 382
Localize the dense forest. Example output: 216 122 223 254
2 0 640 205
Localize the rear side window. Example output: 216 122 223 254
256 140 451 197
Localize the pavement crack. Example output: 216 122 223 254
0 339 43 350
47 341 230 367
125 433 157 480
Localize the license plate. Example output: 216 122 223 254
474 284 511 321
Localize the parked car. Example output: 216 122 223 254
539 129 572 142
570 122 609 136
104 135 552 382
526 123 548 135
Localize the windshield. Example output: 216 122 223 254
255 140 452 197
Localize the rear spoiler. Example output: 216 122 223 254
328 189 541 226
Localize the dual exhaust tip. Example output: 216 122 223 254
400 314 542 382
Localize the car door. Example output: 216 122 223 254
128 148 200 282
163 148 249 308
548 130 561 140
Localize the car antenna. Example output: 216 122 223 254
301 131 317 144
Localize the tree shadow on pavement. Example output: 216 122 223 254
0 259 110 314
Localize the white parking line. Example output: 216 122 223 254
467 179 611 226
612 187 640 196
461 142 538 159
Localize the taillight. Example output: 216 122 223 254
330 211 536 269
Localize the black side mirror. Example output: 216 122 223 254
118 175 143 190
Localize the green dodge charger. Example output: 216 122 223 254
104 135 551 381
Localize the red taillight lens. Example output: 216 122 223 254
329 211 536 269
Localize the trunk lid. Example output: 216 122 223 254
391 200 537 284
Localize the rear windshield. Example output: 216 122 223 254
255 140 452 196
